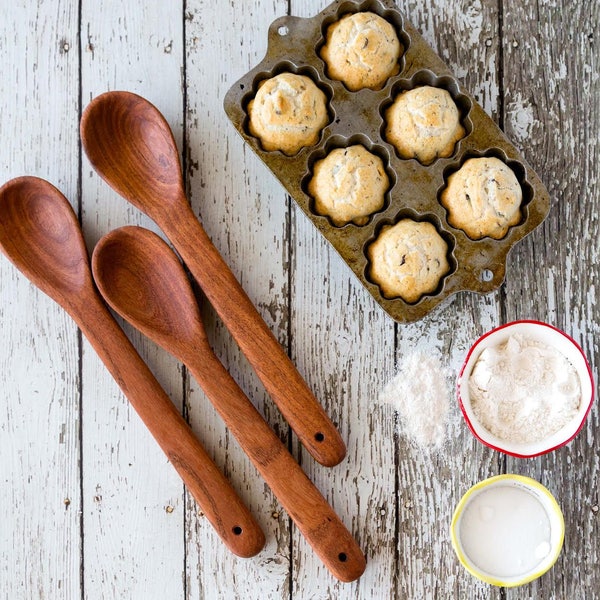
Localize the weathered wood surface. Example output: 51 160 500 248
501 2 600 598
0 0 598 598
0 3 82 598
79 3 186 598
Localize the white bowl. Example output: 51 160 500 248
458 320 595 458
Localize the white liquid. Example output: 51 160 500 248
459 485 552 577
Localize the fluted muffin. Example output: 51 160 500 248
440 157 522 240
368 219 450 302
320 12 401 91
247 72 328 155
308 145 389 226
385 86 466 165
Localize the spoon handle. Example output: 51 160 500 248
186 345 365 582
73 294 265 558
163 203 346 468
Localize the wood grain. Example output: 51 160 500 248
0 2 81 597
287 1 396 597
80 2 187 597
0 177 265 560
501 1 600 597
392 2 503 598
184 1 294 597
92 225 364 581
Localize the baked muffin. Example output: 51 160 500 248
440 157 522 240
308 145 389 226
247 72 328 155
368 219 450 302
320 12 401 91
385 86 465 165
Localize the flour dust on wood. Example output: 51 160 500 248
379 351 450 451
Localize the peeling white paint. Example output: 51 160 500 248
456 0 484 47
505 92 536 144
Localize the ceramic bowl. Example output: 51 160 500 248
457 320 595 458
451 474 564 587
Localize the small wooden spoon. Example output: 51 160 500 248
91 226 366 583
0 176 265 558
80 90 346 468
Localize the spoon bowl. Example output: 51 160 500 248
0 177 91 304
91 227 202 354
80 91 184 219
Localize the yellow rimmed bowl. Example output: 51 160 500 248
451 474 564 587
457 320 595 458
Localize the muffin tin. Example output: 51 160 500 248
223 0 550 323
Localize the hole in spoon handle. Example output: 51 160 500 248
299 419 345 466
321 540 366 582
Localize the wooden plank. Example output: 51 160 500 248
0 2 82 598
285 1 394 597
184 1 293 598
79 2 186 597
392 2 503 597
502 0 600 596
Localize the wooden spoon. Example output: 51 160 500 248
91 226 366 583
0 176 265 558
80 90 346 468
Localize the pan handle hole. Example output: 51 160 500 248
314 432 325 442
232 526 243 536
480 269 493 282
278 25 289 36
338 552 348 562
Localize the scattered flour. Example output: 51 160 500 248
379 351 450 450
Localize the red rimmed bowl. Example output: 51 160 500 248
458 320 595 458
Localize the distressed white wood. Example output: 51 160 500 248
0 2 82 598
1 0 599 598
79 2 186 598
502 1 600 597
286 1 396 597
392 2 503 598
184 1 293 597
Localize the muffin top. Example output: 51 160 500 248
308 145 389 226
368 219 450 302
247 72 328 155
385 86 466 165
320 12 401 91
440 157 522 240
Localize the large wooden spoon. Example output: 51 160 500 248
0 176 265 558
80 91 346 468
91 226 366 582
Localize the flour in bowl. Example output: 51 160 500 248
468 333 581 444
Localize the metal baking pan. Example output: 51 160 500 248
223 0 550 323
